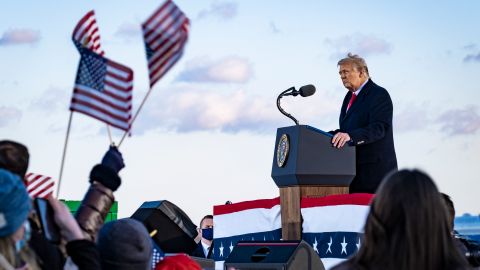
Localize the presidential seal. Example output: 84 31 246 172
276 134 290 167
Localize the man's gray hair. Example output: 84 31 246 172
337 53 369 76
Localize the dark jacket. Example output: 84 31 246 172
334 79 397 193
28 216 66 270
66 240 101 270
75 165 118 241
190 241 213 259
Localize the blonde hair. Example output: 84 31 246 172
0 237 40 270
337 52 369 77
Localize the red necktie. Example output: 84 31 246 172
346 93 357 111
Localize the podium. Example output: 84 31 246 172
271 125 356 240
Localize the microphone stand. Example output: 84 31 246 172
277 87 299 125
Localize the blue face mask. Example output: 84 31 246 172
15 222 31 253
202 228 213 241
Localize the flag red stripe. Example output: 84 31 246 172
30 182 55 198
27 177 50 192
105 70 132 84
214 197 281 215
71 98 131 121
106 60 133 74
78 19 98 45
103 81 133 96
73 88 132 111
149 50 182 86
27 174 44 184
70 107 130 131
72 10 95 38
148 32 185 69
144 7 183 41
143 0 172 28
148 35 186 79
148 24 186 54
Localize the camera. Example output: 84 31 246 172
34 198 61 244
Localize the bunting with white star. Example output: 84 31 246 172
212 197 282 267
212 193 373 270
301 193 373 269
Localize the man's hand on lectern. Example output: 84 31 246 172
332 132 351 148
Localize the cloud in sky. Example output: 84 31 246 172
176 56 253 83
133 86 337 134
115 22 140 39
394 103 430 133
197 1 238 21
436 105 480 135
0 29 40 46
0 106 22 127
29 87 69 114
463 52 480 63
325 33 392 59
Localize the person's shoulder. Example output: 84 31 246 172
367 80 388 93
367 80 392 101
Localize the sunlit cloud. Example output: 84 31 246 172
436 105 480 135
133 86 337 134
176 56 254 83
0 106 22 127
197 1 238 21
0 29 40 46
325 33 392 59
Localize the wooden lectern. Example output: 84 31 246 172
271 125 356 240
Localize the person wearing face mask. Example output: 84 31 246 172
190 215 214 259
0 147 101 270
0 168 41 270
330 53 397 194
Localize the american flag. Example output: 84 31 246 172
142 0 190 87
25 173 55 199
72 10 104 55
70 48 133 131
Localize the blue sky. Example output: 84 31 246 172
1 1 479 223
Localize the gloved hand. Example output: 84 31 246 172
101 146 125 174
89 146 124 191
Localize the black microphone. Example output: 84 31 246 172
277 84 316 125
284 84 316 97
299 84 316 97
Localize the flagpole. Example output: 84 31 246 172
106 124 114 146
57 111 73 198
118 86 154 148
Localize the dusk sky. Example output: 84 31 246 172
1 0 479 224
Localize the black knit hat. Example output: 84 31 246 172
97 218 153 270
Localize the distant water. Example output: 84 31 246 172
455 213 480 242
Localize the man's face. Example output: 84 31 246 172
201 218 213 230
199 218 213 240
338 63 366 92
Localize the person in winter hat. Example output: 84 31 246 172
97 218 152 270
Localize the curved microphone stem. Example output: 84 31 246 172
277 88 299 125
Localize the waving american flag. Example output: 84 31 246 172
70 11 133 131
142 0 189 87
72 10 104 55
